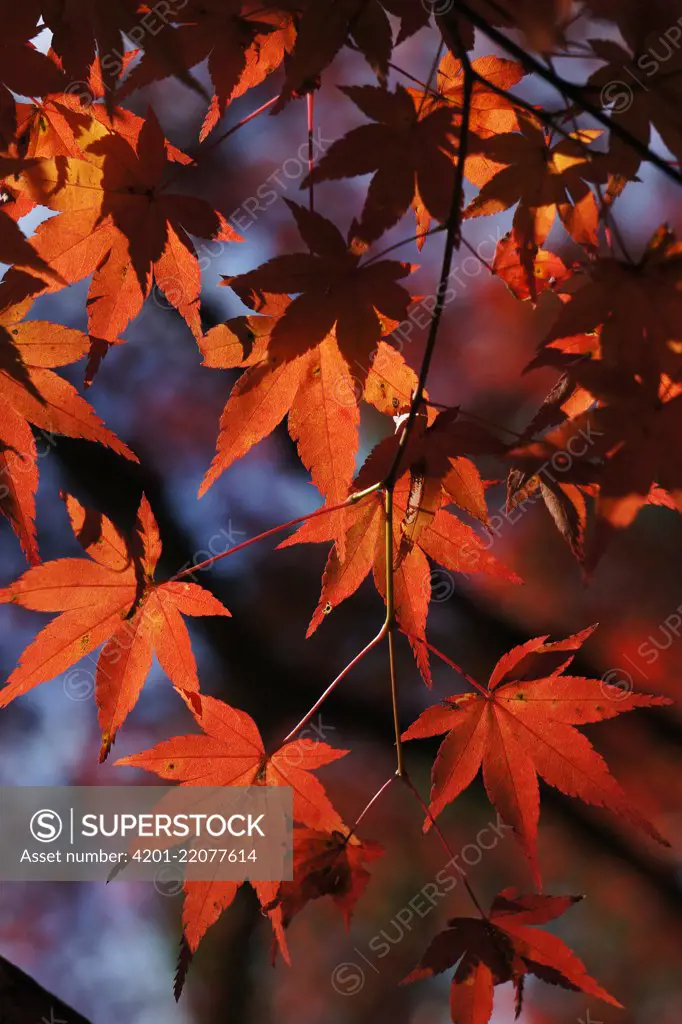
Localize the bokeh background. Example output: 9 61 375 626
0 14 681 1024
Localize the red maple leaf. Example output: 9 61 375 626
402 890 621 1024
303 84 459 245
273 0 430 111
225 199 414 372
266 826 384 956
41 0 202 109
509 366 682 566
117 689 348 832
403 626 671 882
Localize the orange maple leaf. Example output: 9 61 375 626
4 108 239 343
492 231 570 303
0 300 135 563
118 689 349 968
176 878 286 978
408 54 525 246
0 493 231 760
198 291 419 553
282 426 519 684
198 292 360 548
119 3 295 140
465 114 607 294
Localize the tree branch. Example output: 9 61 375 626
451 1 682 186
384 42 474 491
402 774 487 918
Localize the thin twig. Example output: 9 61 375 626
384 487 404 777
453 0 682 186
307 92 315 214
160 96 279 193
459 235 496 274
378 42 476 779
363 225 446 266
399 630 490 699
171 483 381 581
417 39 445 118
282 620 389 744
346 776 395 840
203 95 279 154
402 774 486 918
384 42 475 491
387 52 587 150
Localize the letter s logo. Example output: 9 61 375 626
30 809 63 843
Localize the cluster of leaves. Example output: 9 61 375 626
0 2 679 1021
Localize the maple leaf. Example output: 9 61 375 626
119 3 295 140
510 365 682 567
507 470 592 564
402 626 671 882
118 689 316 974
198 288 420 554
176 878 286 978
13 85 192 165
0 210 56 285
117 689 348 831
537 226 682 379
40 0 203 111
0 157 66 283
273 0 429 112
584 0 682 47
266 826 384 954
588 35 682 177
362 337 419 417
225 199 414 374
352 407 505 556
281 424 519 684
6 94 193 328
0 300 135 563
197 291 359 551
402 890 621 1024
465 115 607 296
492 232 570 303
127 720 312 988
0 493 231 760
303 83 459 245
0 9 66 145
434 54 525 144
408 54 525 246
3 108 238 344
503 371 599 563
